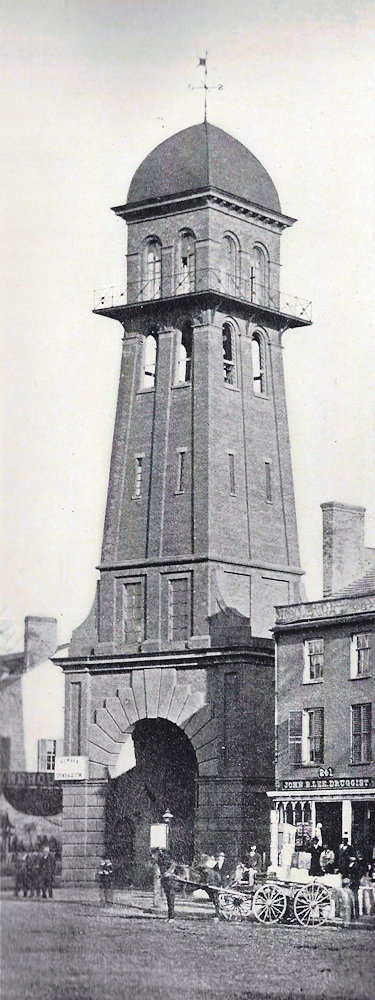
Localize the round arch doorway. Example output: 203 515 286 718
105 718 198 886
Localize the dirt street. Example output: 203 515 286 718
2 895 374 1000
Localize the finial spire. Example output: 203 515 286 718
188 52 223 122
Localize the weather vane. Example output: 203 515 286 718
189 52 223 123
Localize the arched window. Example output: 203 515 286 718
222 322 236 386
250 245 268 305
294 802 302 825
252 333 266 395
176 321 192 383
142 239 161 300
285 802 294 826
220 235 238 295
177 231 195 294
142 331 157 389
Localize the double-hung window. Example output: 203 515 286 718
350 634 371 678
304 707 324 764
288 708 324 765
351 703 372 763
38 738 63 773
304 639 324 682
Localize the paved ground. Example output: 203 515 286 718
2 889 374 1000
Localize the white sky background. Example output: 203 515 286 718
1 0 375 647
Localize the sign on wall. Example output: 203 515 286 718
281 777 373 791
150 824 168 850
54 756 88 781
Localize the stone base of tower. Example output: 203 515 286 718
195 778 272 868
61 780 107 884
59 640 275 886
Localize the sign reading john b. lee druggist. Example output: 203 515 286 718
282 777 374 791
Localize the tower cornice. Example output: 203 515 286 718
113 187 296 232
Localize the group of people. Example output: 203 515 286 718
309 833 373 920
14 845 56 898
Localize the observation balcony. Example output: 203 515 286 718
93 268 312 328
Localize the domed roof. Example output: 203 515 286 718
127 122 281 214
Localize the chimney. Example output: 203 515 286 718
24 616 57 671
321 502 366 597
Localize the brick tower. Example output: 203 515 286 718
58 122 311 885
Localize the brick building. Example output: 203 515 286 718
0 616 64 846
56 121 311 884
269 502 375 865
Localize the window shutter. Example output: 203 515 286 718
55 739 64 759
38 739 48 772
289 711 302 764
0 737 11 772
362 703 372 762
277 719 289 759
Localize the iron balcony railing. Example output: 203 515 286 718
93 268 312 322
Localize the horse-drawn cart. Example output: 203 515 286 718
217 871 332 926
155 851 333 926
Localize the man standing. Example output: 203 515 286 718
319 843 335 875
337 835 351 879
98 857 113 905
309 836 322 876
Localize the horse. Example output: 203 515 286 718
152 850 224 920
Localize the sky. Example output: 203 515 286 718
1 0 375 648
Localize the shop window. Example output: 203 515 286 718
177 231 195 294
220 234 239 295
168 576 190 641
350 634 371 678
303 708 324 764
142 332 157 389
351 703 372 764
303 638 324 683
176 322 192 383
142 238 162 300
38 739 63 773
285 802 294 825
294 802 302 824
252 333 266 395
222 322 236 385
123 581 144 645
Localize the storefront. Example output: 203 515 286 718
268 776 375 866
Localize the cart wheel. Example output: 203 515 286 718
217 892 253 921
253 884 287 924
293 883 331 926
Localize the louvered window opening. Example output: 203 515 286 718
222 323 236 385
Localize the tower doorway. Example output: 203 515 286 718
105 718 198 886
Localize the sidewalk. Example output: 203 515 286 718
55 886 213 919
3 883 375 927
41 887 375 928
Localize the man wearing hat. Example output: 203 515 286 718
337 835 351 879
